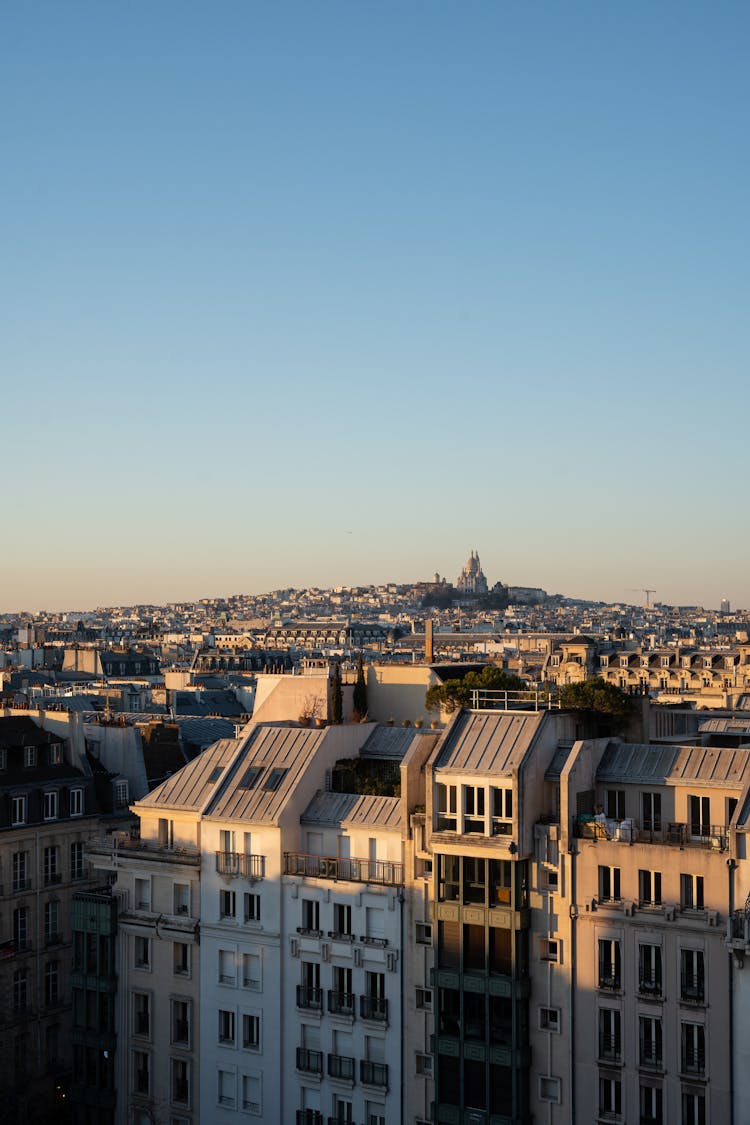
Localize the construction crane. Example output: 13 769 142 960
627 588 656 607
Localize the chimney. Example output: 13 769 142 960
425 619 434 665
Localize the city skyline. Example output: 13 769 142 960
3 3 748 612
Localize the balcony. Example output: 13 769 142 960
297 1113 323 1125
328 991 355 1017
88 834 200 865
215 852 266 880
297 985 323 1011
296 1047 323 1076
284 853 404 887
598 963 621 991
574 816 728 851
360 995 388 1022
327 1053 355 1081
360 1059 388 1088
328 930 355 943
638 975 662 999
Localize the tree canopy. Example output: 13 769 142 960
558 678 634 720
352 653 368 719
426 665 528 713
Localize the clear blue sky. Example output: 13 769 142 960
2 2 748 612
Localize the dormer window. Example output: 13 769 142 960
43 791 59 821
49 745 62 766
620 657 629 668
704 658 712 669
24 746 37 769
661 657 670 668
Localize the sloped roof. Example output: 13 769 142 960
136 739 240 811
359 725 424 759
434 711 543 775
301 790 402 830
597 741 750 789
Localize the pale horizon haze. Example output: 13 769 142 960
2 2 748 613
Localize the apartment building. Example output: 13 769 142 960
0 712 101 1122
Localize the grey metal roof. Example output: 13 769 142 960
301 790 402 830
545 742 574 780
434 711 543 775
360 725 426 759
137 739 240 810
597 742 750 789
205 724 327 824
699 718 750 735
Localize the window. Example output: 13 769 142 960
599 1074 622 1118
208 767 224 784
43 791 59 820
639 1015 663 1068
598 865 621 903
539 1007 560 1032
681 949 705 1003
681 1022 706 1075
171 1057 190 1106
24 746 37 768
114 778 129 808
640 1084 663 1125
135 877 151 910
606 790 625 819
239 767 262 789
416 988 432 1011
41 846 59 886
241 1073 261 1114
638 869 662 907
13 969 28 1011
11 795 27 826
598 1008 621 1061
641 792 662 832
69 788 83 816
333 902 352 937
681 1091 705 1125
681 874 704 911
365 906 385 942
242 952 261 989
174 882 190 915
598 939 621 989
463 785 486 832
491 786 513 833
71 841 85 880
438 854 460 902
171 999 190 1045
219 829 236 854
539 1076 562 1103
174 942 190 976
415 921 432 945
300 899 320 934
365 1102 386 1125
44 900 60 944
244 893 260 923
134 992 150 1036
218 949 236 985
14 907 29 950
639 943 663 995
135 937 150 969
133 1050 150 1095
541 939 559 963
12 851 29 893
416 1053 433 1076
218 1068 236 1108
263 768 287 791
220 890 236 919
218 1009 235 1045
688 795 710 838
435 783 457 830
243 1013 260 1049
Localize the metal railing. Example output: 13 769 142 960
575 817 728 850
360 995 388 1022
469 688 561 712
215 852 266 880
328 991 355 1017
284 853 404 887
296 986 323 1011
297 1112 323 1125
598 963 621 990
360 1060 388 1087
681 973 705 1002
88 834 200 865
296 1048 323 1075
638 974 662 997
598 1034 622 1062
327 1053 355 1081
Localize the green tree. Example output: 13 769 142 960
558 677 634 733
426 665 528 713
331 661 343 724
352 653 368 719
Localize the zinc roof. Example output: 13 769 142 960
597 741 750 789
301 790 402 830
206 724 326 824
699 718 750 735
360 725 428 759
137 738 240 811
434 711 543 776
